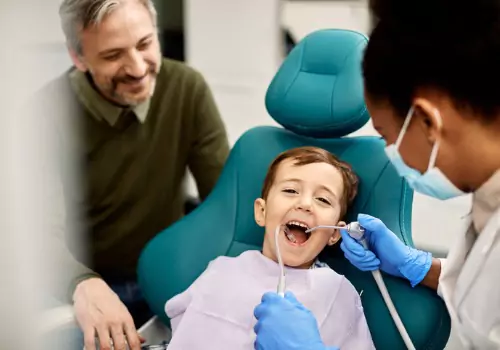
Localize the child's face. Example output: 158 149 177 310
255 159 344 269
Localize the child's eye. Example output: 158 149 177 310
316 197 331 205
282 188 298 194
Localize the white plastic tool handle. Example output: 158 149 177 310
371 270 416 350
275 225 286 297
357 238 415 350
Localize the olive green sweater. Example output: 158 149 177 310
38 59 229 301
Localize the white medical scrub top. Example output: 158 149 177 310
438 170 500 349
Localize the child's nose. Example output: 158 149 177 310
296 196 312 212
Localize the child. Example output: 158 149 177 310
164 146 375 350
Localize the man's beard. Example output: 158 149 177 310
109 63 158 106
88 60 159 107
112 63 156 86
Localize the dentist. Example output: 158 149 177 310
253 0 500 349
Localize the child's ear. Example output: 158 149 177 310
254 198 266 227
328 221 345 246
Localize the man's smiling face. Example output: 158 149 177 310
70 0 161 106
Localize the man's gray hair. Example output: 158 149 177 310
59 0 158 54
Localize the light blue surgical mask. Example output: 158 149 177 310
384 106 465 200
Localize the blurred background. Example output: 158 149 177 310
3 0 470 347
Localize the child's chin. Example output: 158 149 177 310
283 256 312 269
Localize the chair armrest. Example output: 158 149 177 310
138 316 172 345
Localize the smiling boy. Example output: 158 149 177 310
257 147 356 269
164 147 375 350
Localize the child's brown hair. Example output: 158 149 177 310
261 146 359 218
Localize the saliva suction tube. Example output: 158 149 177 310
306 222 416 350
274 225 287 297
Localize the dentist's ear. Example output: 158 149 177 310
328 221 345 246
254 198 266 227
412 97 443 145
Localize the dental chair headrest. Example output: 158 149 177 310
266 29 369 138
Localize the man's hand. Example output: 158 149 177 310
73 278 142 350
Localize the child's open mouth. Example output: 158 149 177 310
284 221 311 246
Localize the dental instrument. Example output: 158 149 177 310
306 222 416 350
275 225 287 297
304 222 365 237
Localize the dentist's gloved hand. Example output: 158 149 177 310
253 292 339 350
340 213 432 287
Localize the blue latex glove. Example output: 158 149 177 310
340 213 432 287
253 292 339 350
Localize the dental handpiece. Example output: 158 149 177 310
305 221 366 244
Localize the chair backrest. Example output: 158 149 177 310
138 29 451 349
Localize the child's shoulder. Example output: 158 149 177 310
206 250 262 270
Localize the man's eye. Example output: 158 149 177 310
317 197 331 205
137 41 151 51
103 54 120 61
282 188 297 194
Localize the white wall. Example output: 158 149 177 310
185 0 283 145
24 0 72 94
1 0 73 346
283 0 371 40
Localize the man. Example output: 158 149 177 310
39 0 230 349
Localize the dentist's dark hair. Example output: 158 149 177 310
363 0 500 121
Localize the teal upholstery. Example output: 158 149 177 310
138 29 451 349
266 29 369 138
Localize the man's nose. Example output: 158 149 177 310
125 50 147 77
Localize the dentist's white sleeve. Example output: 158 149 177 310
436 258 447 299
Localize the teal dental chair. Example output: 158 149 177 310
138 29 451 349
